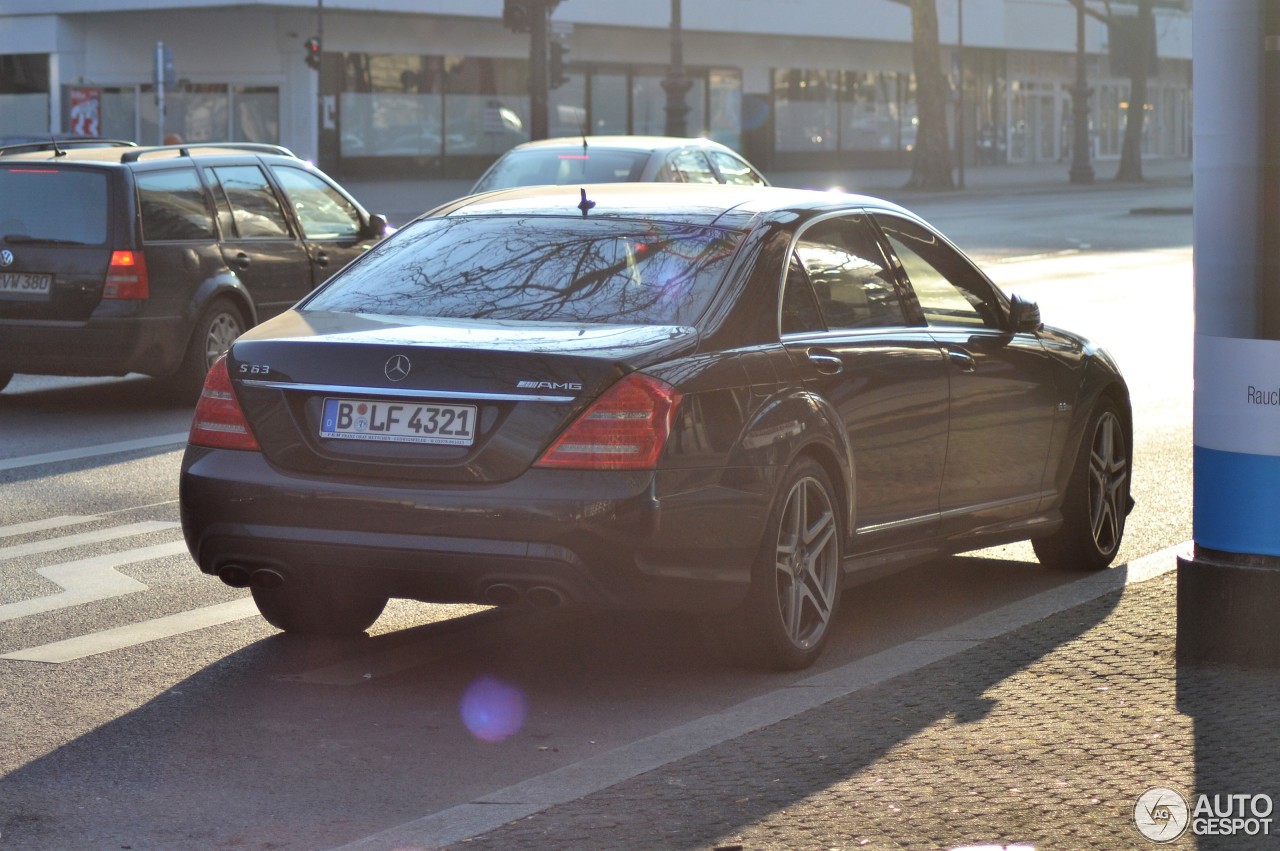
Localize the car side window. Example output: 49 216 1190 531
136 168 216 241
793 215 906 330
204 164 291 239
707 150 767 186
781 254 826 334
271 166 362 239
877 214 1001 330
660 149 719 184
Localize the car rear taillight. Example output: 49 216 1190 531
188 355 260 451
535 373 681 470
103 250 149 299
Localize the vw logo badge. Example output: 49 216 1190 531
0 250 13 267
384 354 411 382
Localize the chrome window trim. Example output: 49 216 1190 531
240 379 576 403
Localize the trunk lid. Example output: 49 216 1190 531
228 309 698 483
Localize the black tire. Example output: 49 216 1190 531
1033 398 1130 571
736 455 844 670
0 372 12 393
251 581 387 636
163 299 246 401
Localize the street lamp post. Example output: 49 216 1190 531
662 0 693 137
1069 0 1095 184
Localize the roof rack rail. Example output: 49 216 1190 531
119 142 298 163
0 138 138 156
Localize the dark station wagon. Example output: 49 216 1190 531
180 183 1133 670
0 140 388 396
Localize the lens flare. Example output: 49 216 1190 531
460 675 527 742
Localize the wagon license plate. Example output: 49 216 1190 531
0 271 52 298
320 398 477 446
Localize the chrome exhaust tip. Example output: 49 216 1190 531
525 586 565 609
217 565 252 588
249 569 284 589
483 583 522 607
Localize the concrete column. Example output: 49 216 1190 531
1177 0 1280 666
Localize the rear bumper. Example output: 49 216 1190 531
0 313 188 377
179 447 772 612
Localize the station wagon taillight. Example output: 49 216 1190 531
535 373 681 471
189 356 260 451
103 250 149 299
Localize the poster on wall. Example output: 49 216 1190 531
69 87 102 137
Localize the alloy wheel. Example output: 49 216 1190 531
1087 410 1128 556
773 475 840 650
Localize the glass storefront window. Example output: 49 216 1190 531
708 69 742 150
442 56 530 156
549 73 587 137
631 69 706 137
232 87 280 143
774 69 838 152
590 73 629 134
839 71 904 152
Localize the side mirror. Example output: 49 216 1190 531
1009 294 1042 333
366 213 390 238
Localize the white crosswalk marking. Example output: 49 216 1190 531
0 520 180 561
2 598 258 663
0 540 188 622
0 515 100 540
1 515 261 662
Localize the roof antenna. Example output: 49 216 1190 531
51 136 66 158
577 188 596 217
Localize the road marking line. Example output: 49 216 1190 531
0 540 188 623
0 520 179 561
0 432 188 472
0 515 99 540
1 598 257 663
334 543 1187 851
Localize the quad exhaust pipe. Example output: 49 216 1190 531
482 582 566 609
217 564 284 590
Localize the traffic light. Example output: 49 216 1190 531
304 36 321 70
503 0 534 33
549 39 569 89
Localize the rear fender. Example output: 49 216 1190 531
731 388 856 539
190 274 257 329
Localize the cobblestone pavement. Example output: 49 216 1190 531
444 572 1280 850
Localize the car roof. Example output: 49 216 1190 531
500 135 740 156
0 142 298 166
436 182 916 230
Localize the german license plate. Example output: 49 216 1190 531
0 271 52 298
320 398 477 446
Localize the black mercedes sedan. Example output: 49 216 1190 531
179 183 1132 670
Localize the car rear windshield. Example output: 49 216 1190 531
0 166 109 245
303 215 742 326
473 150 650 192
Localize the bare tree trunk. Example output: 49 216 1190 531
1115 0 1152 182
905 0 955 190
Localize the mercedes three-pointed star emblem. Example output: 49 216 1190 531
384 354 411 382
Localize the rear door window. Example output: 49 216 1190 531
660 149 718 184
204 165 292 238
707 150 767 186
0 166 108 245
137 168 216 241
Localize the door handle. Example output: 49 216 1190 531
232 252 251 271
807 349 843 375
947 349 977 372
314 250 330 268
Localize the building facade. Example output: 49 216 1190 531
0 0 1192 180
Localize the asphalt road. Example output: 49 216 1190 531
0 183 1192 850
